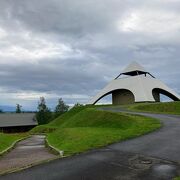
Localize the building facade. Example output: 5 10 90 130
88 62 180 105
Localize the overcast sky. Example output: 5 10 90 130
0 0 180 110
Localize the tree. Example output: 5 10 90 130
36 97 52 125
16 104 22 113
54 98 69 118
73 102 84 108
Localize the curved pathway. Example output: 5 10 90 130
100 107 180 162
0 135 57 174
0 110 180 180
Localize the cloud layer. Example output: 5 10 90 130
0 0 179 110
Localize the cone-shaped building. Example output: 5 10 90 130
88 62 180 105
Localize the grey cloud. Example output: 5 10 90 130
0 0 179 109
0 58 108 95
0 0 125 36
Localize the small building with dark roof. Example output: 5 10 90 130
0 113 38 132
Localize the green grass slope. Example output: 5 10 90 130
31 106 161 156
174 177 180 180
128 102 180 115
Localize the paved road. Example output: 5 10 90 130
0 135 57 174
101 107 180 162
0 109 180 180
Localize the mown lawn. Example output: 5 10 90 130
174 177 180 180
0 133 27 154
31 106 161 156
127 102 180 115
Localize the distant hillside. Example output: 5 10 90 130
0 105 34 112
0 105 15 112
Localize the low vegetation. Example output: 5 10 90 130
31 105 161 156
127 101 180 115
0 133 27 154
174 177 180 180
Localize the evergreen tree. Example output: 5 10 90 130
36 97 52 125
54 98 69 118
16 104 22 113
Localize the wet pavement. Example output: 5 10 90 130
0 135 57 173
0 149 179 180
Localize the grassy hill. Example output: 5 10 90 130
31 105 161 155
2 102 177 156
127 102 180 115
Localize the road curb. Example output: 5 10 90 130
0 156 60 176
45 137 64 157
0 134 61 176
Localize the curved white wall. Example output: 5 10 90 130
88 75 180 104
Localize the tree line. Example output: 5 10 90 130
15 97 71 125
36 97 69 125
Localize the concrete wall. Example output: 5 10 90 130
88 75 180 105
112 89 135 105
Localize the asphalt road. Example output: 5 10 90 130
101 107 180 162
1 108 180 180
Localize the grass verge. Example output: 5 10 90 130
127 102 180 115
31 105 161 156
0 133 27 154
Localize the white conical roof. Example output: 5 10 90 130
122 61 147 73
